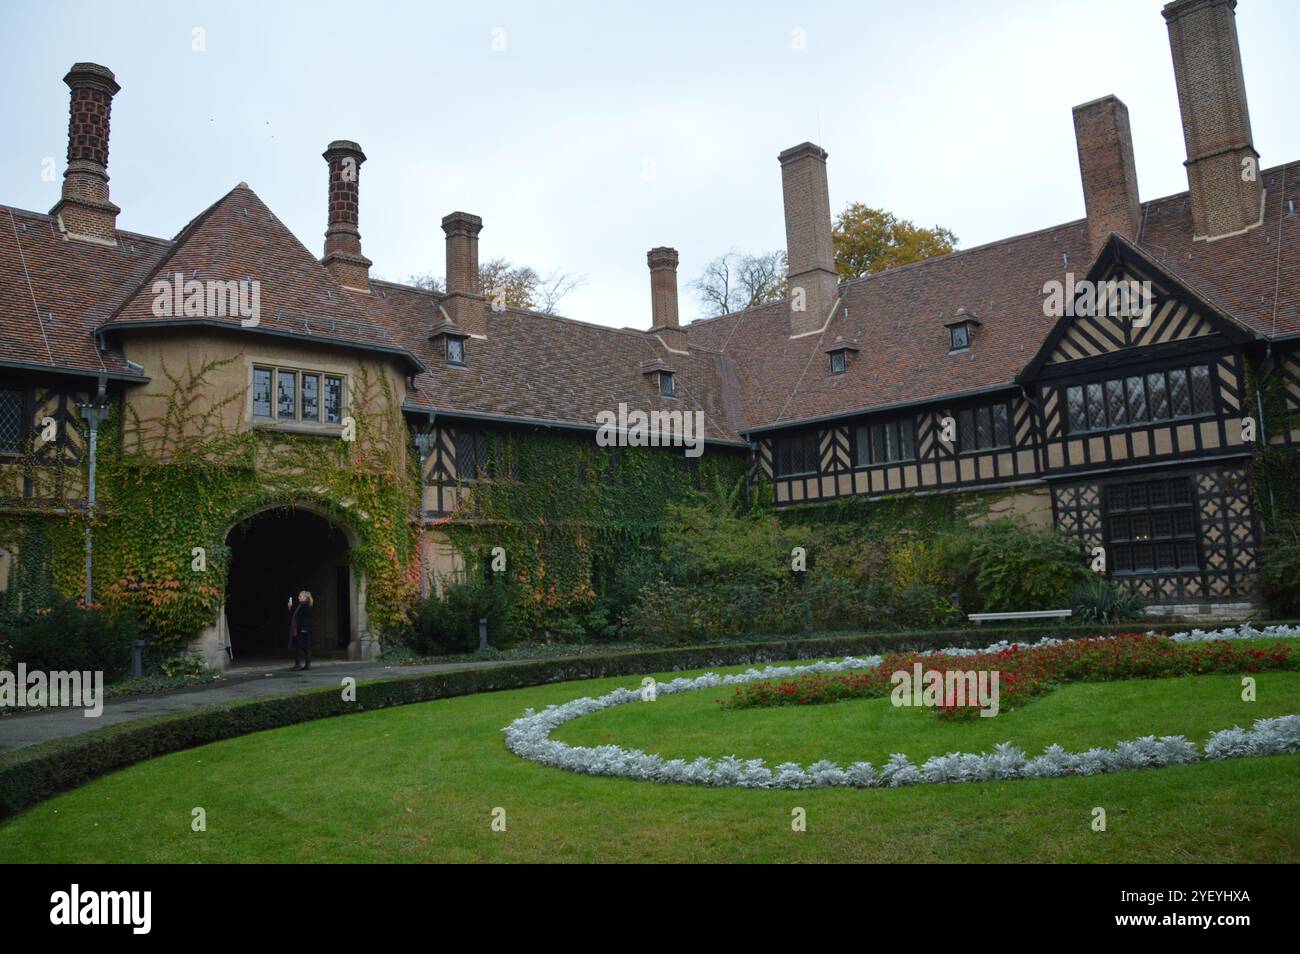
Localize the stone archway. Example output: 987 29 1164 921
194 503 369 671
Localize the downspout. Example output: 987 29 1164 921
413 411 436 597
78 372 110 605
1255 343 1276 527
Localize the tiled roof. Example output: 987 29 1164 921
687 219 1095 432
688 161 1300 433
1136 161 1300 339
375 280 746 444
3 163 1298 441
99 185 422 369
0 205 169 379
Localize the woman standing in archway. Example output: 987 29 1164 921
289 591 315 671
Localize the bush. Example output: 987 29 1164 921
961 519 1089 613
1259 522 1300 617
620 578 728 645
0 600 142 680
805 571 874 631
397 577 521 655
159 653 210 679
660 499 801 587
1072 576 1146 625
874 581 960 629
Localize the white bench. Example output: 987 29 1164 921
967 609 1073 625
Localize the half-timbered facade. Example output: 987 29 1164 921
3 0 1299 669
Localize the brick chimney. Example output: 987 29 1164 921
1163 0 1263 240
441 212 486 336
1073 95 1142 255
50 63 121 244
647 247 687 352
779 143 839 337
321 140 372 292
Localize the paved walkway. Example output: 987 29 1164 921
0 657 518 754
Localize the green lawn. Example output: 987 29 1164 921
1 655 1298 863
556 671 1300 766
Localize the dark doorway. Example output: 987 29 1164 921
225 508 352 663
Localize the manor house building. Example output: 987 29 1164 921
2 0 1298 669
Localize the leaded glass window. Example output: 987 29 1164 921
276 370 297 419
254 365 343 426
774 432 820 477
446 336 465 366
1168 368 1191 417
1087 382 1107 429
1146 372 1170 420
854 419 916 465
1190 365 1214 413
324 375 343 424
993 404 1011 447
0 387 23 453
1105 476 1199 574
1066 386 1087 432
1126 375 1147 423
1064 365 1213 433
301 373 320 422
1106 379 1127 426
252 368 273 419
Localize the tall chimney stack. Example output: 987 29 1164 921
647 247 686 352
1162 0 1263 240
321 140 372 292
1073 95 1142 255
441 212 486 336
50 63 120 244
779 142 839 337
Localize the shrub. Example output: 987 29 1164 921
877 581 961 629
159 653 209 679
1258 521 1300 617
805 571 874 631
1072 575 1145 626
963 519 1089 612
397 577 521 655
621 578 729 645
0 600 142 681
660 500 801 587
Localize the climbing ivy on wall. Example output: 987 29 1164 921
1252 360 1300 528
1 355 418 650
437 434 747 634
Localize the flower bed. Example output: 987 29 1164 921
502 624 1300 790
725 634 1300 719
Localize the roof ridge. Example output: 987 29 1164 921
1138 158 1300 213
0 204 173 247
375 276 689 342
101 183 252 323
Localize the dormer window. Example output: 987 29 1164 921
949 323 971 352
445 335 466 366
640 358 676 395
822 337 859 375
945 309 981 354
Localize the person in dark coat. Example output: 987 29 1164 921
289 590 315 670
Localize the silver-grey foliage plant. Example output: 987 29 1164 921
501 625 1300 790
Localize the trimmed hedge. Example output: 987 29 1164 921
0 621 1210 819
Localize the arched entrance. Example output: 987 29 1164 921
221 506 358 666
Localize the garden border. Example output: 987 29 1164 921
503 626 1300 790
0 622 1268 819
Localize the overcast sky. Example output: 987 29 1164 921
4 0 1299 329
